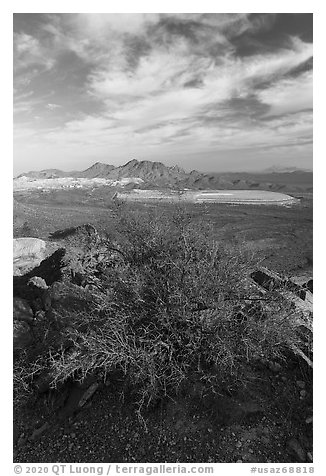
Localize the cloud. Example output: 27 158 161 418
257 70 312 116
84 35 312 134
75 13 160 36
46 103 61 110
14 32 55 72
13 13 313 174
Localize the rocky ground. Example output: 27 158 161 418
13 359 313 464
13 223 313 464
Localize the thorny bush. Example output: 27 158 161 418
14 204 308 413
45 205 306 412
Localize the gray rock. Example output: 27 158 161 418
31 422 49 440
28 276 48 290
13 238 47 276
296 380 306 389
78 382 99 408
305 416 313 424
286 438 306 462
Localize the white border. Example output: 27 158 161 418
3 3 322 474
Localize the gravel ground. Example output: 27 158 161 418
14 367 313 464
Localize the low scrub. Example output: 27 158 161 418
48 208 304 406
14 205 308 413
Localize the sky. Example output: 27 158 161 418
13 13 313 175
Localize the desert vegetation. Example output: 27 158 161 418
14 205 310 418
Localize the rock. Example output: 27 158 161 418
305 416 313 424
49 223 98 242
78 382 99 408
28 276 48 289
27 277 52 315
307 452 313 462
14 248 66 292
300 390 307 398
287 438 306 462
296 380 305 389
236 460 243 463
13 238 48 276
58 378 99 418
31 422 49 440
59 386 85 418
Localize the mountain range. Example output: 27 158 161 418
17 159 313 193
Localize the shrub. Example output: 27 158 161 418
45 204 306 413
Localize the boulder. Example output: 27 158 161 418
48 223 99 242
13 237 63 279
13 238 47 276
28 276 48 290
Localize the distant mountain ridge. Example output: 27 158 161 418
261 166 312 173
16 159 313 193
